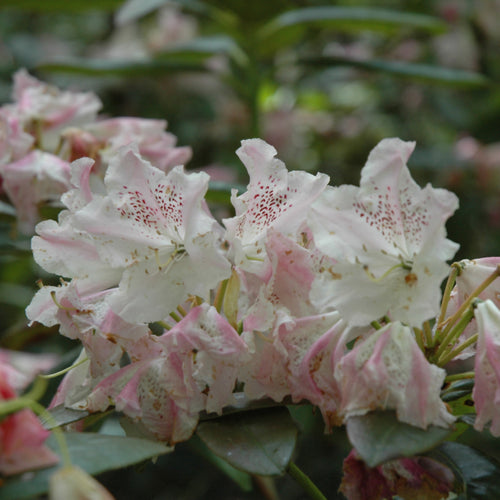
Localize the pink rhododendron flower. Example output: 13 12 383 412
0 359 59 475
0 111 33 165
335 322 454 429
224 138 329 275
87 304 247 443
472 300 500 435
309 138 459 327
340 449 454 500
0 150 71 233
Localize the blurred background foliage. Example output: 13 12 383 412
0 0 499 498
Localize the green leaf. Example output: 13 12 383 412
0 432 173 500
37 58 208 77
40 405 90 430
441 379 475 403
190 435 253 492
430 442 500 499
155 35 247 66
1 0 123 11
116 0 236 27
115 0 170 25
196 407 298 476
0 201 16 217
300 56 489 88
260 7 446 41
346 411 453 468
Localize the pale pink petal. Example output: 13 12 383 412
335 322 454 429
473 300 500 435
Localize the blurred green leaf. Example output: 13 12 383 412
206 180 246 205
0 432 173 500
441 379 475 403
196 407 298 476
260 7 446 41
0 282 35 307
346 411 453 467
37 58 208 76
116 0 236 27
300 56 489 88
430 442 500 499
156 35 247 66
115 0 169 24
1 0 123 11
0 201 16 217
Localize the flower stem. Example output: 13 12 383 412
437 263 460 328
423 321 434 347
438 334 478 367
437 264 500 339
444 371 475 383
433 307 475 364
287 462 327 500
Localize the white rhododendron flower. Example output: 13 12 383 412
224 138 329 275
309 138 459 327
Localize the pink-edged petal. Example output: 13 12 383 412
335 322 454 429
473 300 500 435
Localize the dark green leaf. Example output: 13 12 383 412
196 407 298 476
430 442 500 499
0 432 173 500
300 56 489 88
190 435 253 491
260 7 446 41
37 58 208 77
1 0 123 11
346 411 453 467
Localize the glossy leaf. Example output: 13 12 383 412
260 7 446 41
37 58 208 76
0 432 172 500
346 411 453 468
430 442 500 499
300 56 489 88
196 407 298 476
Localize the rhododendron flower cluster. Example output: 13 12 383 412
26 129 489 450
0 70 191 234
0 71 499 499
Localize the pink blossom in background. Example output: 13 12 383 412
309 138 459 327
0 150 71 234
0 358 59 476
340 449 454 500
